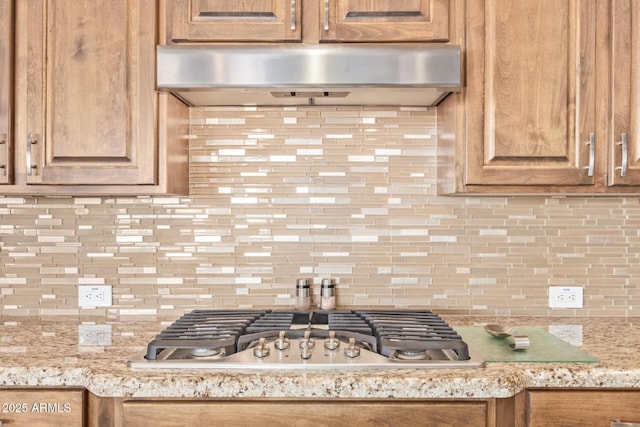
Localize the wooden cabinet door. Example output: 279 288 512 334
124 400 489 427
464 0 598 187
527 390 640 427
609 0 640 186
0 0 12 185
321 0 449 42
20 0 157 186
165 0 302 43
0 388 85 426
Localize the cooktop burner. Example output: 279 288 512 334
129 309 484 370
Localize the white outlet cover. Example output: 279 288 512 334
548 286 583 308
78 285 112 307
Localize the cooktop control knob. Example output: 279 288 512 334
274 331 290 350
344 337 361 358
253 337 270 358
303 330 315 348
299 339 313 360
324 330 340 351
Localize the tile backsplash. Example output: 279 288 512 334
1 106 639 317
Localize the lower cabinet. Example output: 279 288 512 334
0 388 85 426
85 389 640 426
121 399 495 427
6 387 640 426
525 389 640 427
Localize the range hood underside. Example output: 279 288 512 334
173 87 453 107
157 45 461 107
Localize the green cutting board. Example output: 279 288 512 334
456 326 599 363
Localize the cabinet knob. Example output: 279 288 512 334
611 421 640 427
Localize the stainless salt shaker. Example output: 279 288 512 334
320 278 336 310
295 278 311 310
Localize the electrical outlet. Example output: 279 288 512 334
548 286 583 308
78 285 112 307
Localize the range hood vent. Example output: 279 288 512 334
157 44 461 107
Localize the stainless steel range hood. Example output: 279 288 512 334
157 44 461 107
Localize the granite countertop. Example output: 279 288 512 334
0 315 639 399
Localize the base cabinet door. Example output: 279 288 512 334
123 400 490 427
0 388 85 427
526 390 640 427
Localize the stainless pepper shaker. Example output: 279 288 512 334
320 278 336 310
295 278 311 310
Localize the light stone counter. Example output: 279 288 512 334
0 315 639 398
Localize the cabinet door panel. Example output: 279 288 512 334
0 389 84 426
24 0 156 185
0 0 12 185
166 0 302 42
609 0 640 185
322 0 449 42
124 400 488 427
527 390 640 427
465 0 597 186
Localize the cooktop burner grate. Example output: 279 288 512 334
137 308 481 368
145 310 267 360
354 310 470 360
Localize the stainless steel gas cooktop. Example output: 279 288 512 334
128 309 484 370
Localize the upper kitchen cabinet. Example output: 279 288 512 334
0 0 12 185
439 0 599 194
8 0 188 195
608 0 640 186
164 0 302 43
320 0 450 42
438 0 640 194
163 0 450 44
